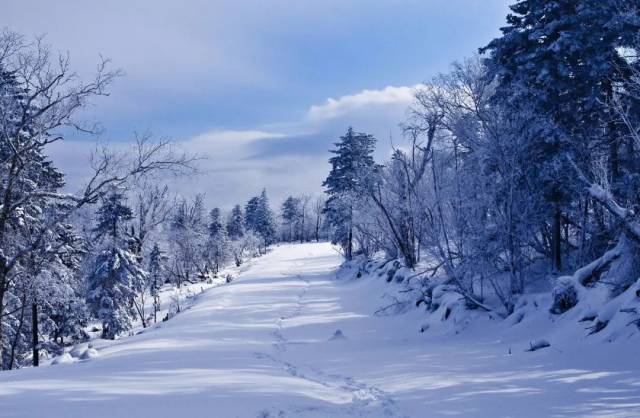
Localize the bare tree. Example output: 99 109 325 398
0 31 199 369
312 196 325 242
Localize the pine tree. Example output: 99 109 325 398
226 204 244 240
323 127 376 259
281 196 301 242
244 197 260 232
208 208 223 237
0 65 83 368
87 189 148 339
245 190 277 247
255 189 278 246
148 243 167 322
207 206 230 273
93 188 134 239
481 0 640 270
37 224 90 353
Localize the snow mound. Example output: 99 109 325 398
79 348 99 360
526 339 551 352
52 353 74 365
69 344 88 358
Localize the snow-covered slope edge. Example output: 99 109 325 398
45 249 267 367
338 252 640 352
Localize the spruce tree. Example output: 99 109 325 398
208 208 223 237
281 196 301 242
87 188 148 339
323 127 376 260
244 197 260 232
481 0 640 270
148 243 167 322
226 204 244 240
206 206 231 273
256 189 278 246
245 191 277 247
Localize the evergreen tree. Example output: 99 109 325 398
245 190 277 247
0 65 85 367
255 189 278 246
206 206 231 273
86 189 148 339
481 0 640 270
281 196 301 242
148 243 167 322
206 223 232 274
226 204 244 240
323 127 376 260
208 208 223 237
93 188 134 239
244 196 260 232
37 224 90 352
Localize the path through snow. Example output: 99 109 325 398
1 243 639 417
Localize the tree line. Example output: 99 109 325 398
0 30 328 370
322 1 640 320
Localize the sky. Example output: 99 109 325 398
2 0 511 209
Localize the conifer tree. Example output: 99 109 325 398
208 208 223 237
481 0 640 270
148 243 167 322
86 188 148 339
226 204 244 240
245 191 277 248
255 190 278 246
323 127 376 260
206 207 231 273
281 196 301 242
244 197 260 232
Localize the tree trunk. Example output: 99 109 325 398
0 287 4 370
8 295 27 370
32 302 39 367
553 205 562 271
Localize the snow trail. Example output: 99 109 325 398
1 243 639 418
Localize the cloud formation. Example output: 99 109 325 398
48 84 416 209
6 0 511 209
306 85 422 122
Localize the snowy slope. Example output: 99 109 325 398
1 243 639 418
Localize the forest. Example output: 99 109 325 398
0 29 333 369
1 2 640 416
322 2 640 335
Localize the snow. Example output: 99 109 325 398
1 243 639 417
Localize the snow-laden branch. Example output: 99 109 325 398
566 155 640 242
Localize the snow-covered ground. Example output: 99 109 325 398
1 243 639 418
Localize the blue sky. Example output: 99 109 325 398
3 0 511 208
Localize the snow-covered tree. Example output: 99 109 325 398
0 30 196 367
481 0 640 270
86 189 148 339
168 195 207 286
206 207 232 274
246 190 277 250
281 196 301 242
147 243 167 323
323 127 376 260
226 204 244 240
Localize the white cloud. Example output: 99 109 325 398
306 85 422 122
47 85 418 209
